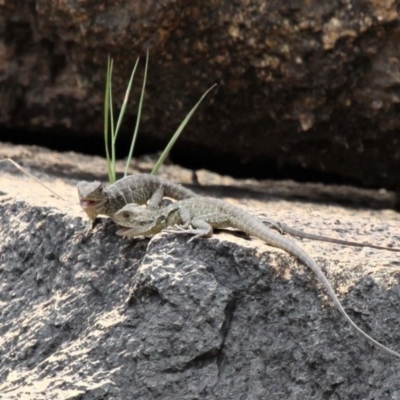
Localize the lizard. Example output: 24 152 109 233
77 174 400 252
0 155 397 252
113 197 400 359
76 174 199 229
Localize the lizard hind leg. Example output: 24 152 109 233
260 217 285 234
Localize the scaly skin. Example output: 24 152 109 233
77 174 198 223
114 197 400 359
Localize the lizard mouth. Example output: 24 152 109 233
80 200 101 209
116 227 133 236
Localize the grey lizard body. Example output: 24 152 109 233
114 197 400 359
77 174 198 224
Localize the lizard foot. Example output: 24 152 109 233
73 220 93 239
164 225 192 235
260 217 284 234
164 225 206 243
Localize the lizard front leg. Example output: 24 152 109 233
165 219 214 243
164 207 214 242
147 186 165 208
74 217 100 237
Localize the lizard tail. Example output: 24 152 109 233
231 209 400 359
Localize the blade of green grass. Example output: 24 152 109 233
113 57 140 144
104 55 113 183
151 83 217 175
124 50 149 177
105 56 140 183
108 59 116 183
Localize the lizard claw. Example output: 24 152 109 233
261 218 284 234
73 220 93 238
164 226 205 243
164 224 188 234
187 235 202 243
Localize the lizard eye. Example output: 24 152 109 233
122 211 132 220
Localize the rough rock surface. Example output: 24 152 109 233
1 145 400 399
2 1 400 189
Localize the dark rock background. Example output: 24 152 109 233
1 1 400 193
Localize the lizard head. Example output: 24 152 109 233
76 181 108 220
114 204 167 238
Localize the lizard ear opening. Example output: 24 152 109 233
157 215 167 224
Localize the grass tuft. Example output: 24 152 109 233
104 54 216 182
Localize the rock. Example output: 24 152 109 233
0 146 400 398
